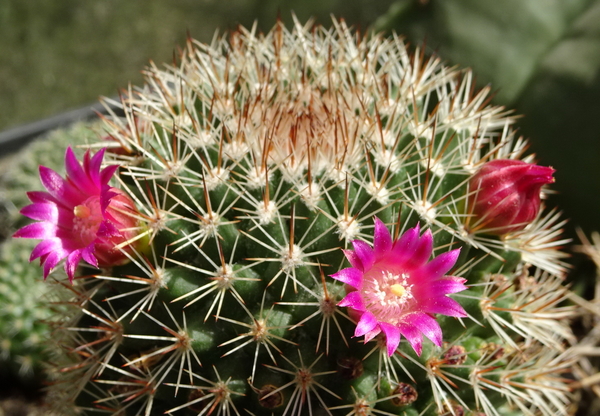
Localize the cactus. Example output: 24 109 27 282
0 237 51 378
16 18 581 415
572 230 600 414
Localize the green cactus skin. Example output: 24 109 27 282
0 238 51 379
38 18 578 416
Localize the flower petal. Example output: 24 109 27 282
65 250 83 281
405 229 433 269
379 322 401 356
343 249 363 270
81 246 98 268
100 186 118 213
20 202 59 222
42 251 63 279
391 224 420 261
373 217 391 259
422 248 461 279
88 148 107 184
330 267 363 289
355 311 378 337
338 291 366 311
422 296 467 318
65 147 97 193
26 191 56 204
39 166 64 195
352 240 374 271
100 164 119 187
39 166 83 203
30 238 62 261
14 222 57 239
404 313 443 347
363 327 381 343
429 277 468 294
396 322 423 356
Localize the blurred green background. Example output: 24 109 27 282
2 0 600 234
0 0 394 131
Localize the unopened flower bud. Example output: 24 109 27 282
391 383 418 406
468 159 555 235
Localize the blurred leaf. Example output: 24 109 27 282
516 1 600 235
376 0 600 233
374 0 592 103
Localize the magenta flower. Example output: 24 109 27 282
14 147 140 281
468 159 555 235
330 218 467 356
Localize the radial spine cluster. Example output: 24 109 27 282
19 17 580 416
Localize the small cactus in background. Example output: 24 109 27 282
16 18 581 415
0 238 52 379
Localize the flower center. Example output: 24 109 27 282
363 269 414 323
381 272 413 305
72 197 104 247
390 283 406 297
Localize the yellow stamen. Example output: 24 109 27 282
74 205 91 218
390 284 406 297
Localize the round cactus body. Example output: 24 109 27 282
20 18 578 416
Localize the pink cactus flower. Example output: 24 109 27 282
468 159 555 235
14 147 140 281
330 218 467 356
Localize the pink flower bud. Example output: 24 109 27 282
468 159 555 235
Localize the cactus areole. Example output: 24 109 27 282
17 18 577 416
